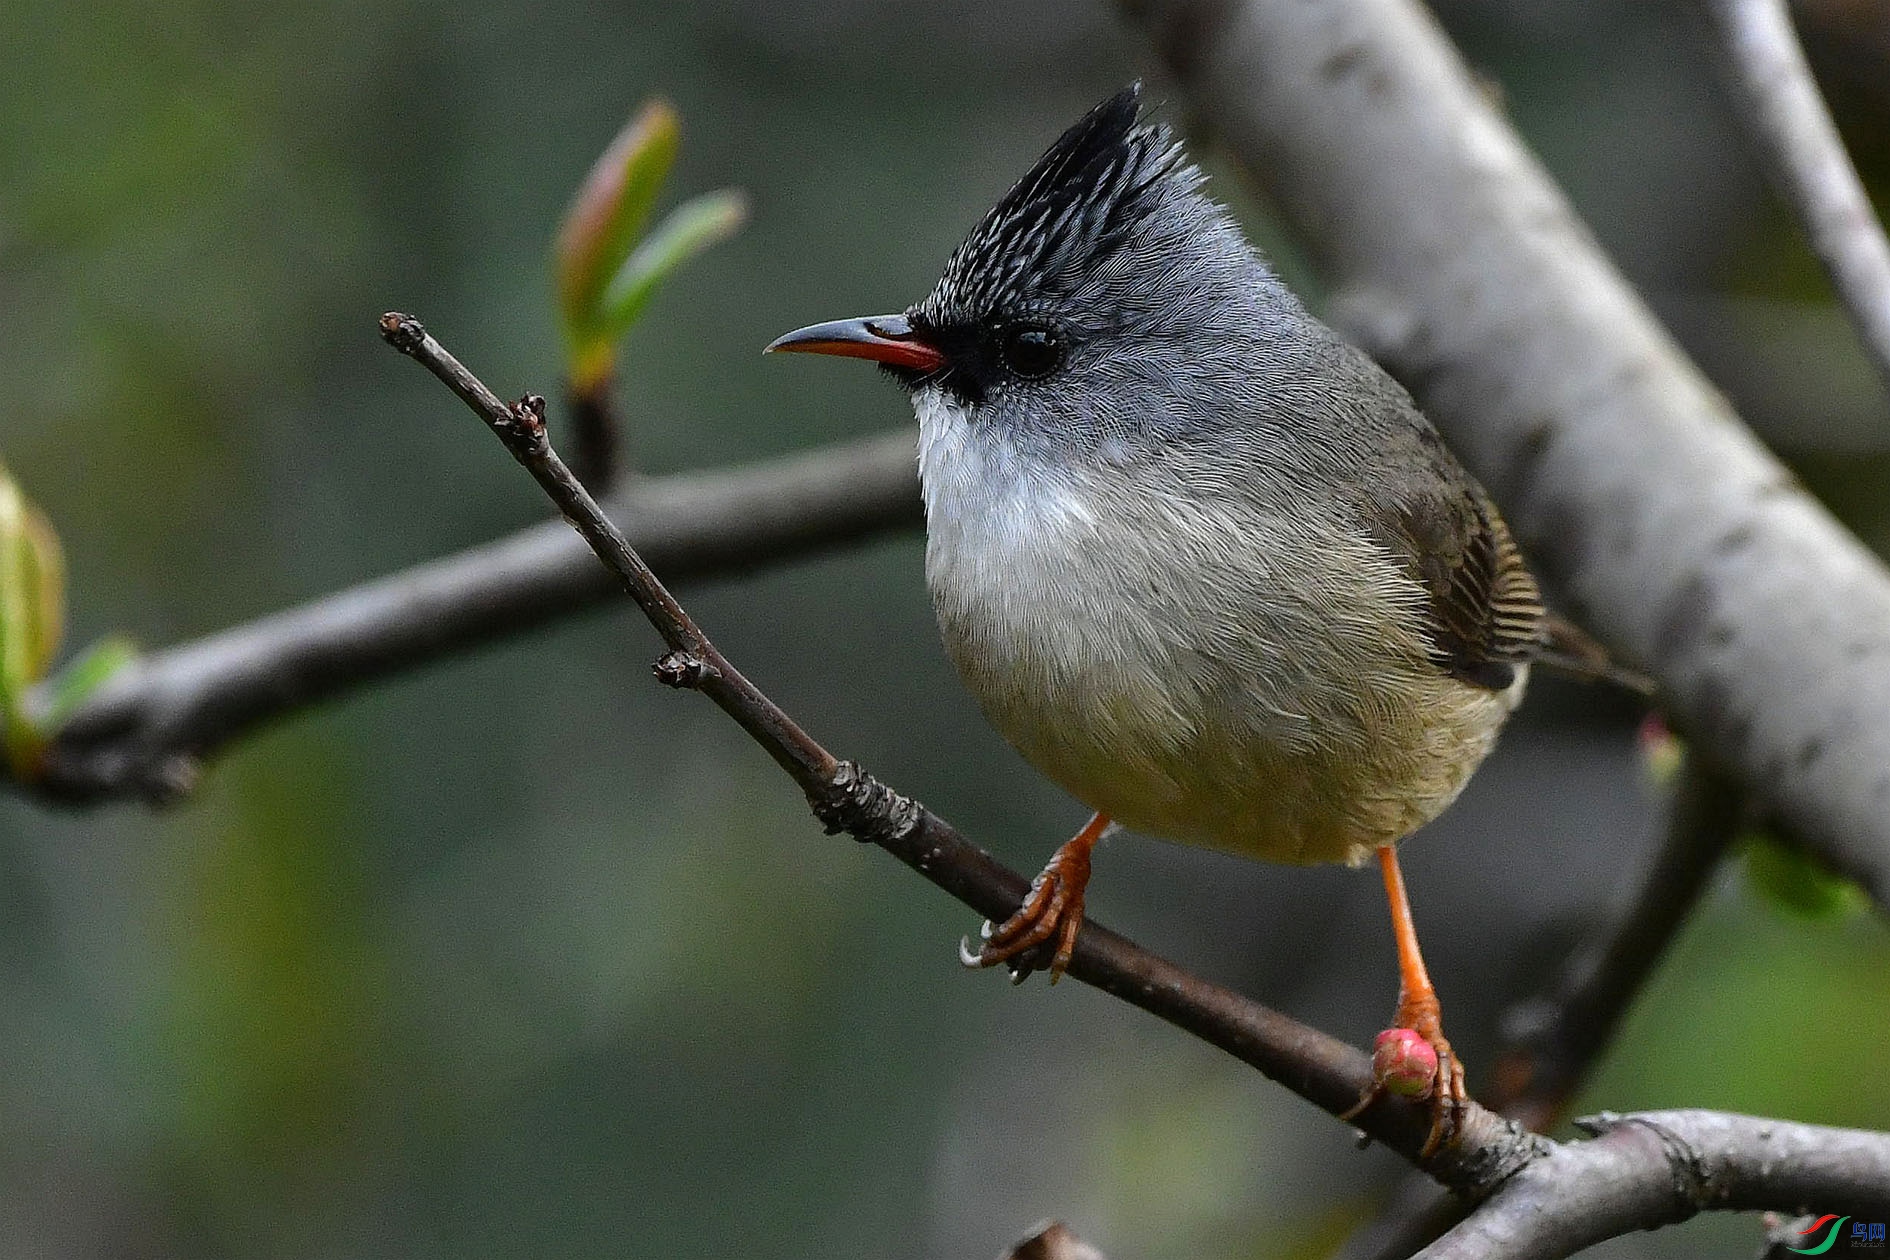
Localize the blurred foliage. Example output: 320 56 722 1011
1742 829 1871 922
37 633 139 732
1582 882 1890 1129
0 2 1887 1259
554 99 746 393
0 463 65 774
149 728 392 1246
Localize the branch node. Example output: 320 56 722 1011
1572 1111 1616 1138
1442 1115 1555 1198
813 759 922 846
378 311 427 355
652 650 718 689
515 394 547 432
1590 1113 1717 1212
496 394 550 453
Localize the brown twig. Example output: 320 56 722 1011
382 309 1890 1231
1701 0 1890 398
376 308 1544 1189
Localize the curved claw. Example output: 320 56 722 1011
957 936 985 969
967 870 1078 979
963 824 1100 983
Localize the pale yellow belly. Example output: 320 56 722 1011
975 657 1522 868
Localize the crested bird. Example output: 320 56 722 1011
765 85 1638 1153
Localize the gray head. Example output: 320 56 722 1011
767 85 1320 461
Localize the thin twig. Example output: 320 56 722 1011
1702 0 1890 397
1489 752 1747 1129
35 428 921 802
385 310 1890 1229
376 308 1545 1189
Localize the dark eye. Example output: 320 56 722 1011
996 323 1065 379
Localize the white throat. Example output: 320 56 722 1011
912 389 1099 592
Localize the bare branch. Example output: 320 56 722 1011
1124 0 1890 908
1416 1110 1890 1260
1702 0 1890 397
1489 754 1747 1129
381 310 1890 1239
377 308 1550 1190
386 310 1890 1241
37 427 921 802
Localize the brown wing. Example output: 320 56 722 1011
1381 486 1546 691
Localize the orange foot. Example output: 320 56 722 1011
1339 844 1470 1157
960 812 1108 983
1343 993 1469 1157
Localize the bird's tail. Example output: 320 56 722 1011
1535 613 1657 695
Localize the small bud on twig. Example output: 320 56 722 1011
652 650 718 689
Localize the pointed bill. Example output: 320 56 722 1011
764 314 945 373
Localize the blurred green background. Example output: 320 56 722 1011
2 1 1887 1257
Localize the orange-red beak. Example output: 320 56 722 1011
764 313 945 373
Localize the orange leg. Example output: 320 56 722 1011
963 812 1108 983
1341 844 1469 1156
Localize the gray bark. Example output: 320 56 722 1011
1702 0 1890 396
40 430 921 800
1417 1110 1890 1260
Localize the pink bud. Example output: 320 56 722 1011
1372 1028 1439 1099
1637 712 1683 785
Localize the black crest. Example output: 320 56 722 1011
915 84 1191 328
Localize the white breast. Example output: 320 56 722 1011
915 389 1224 821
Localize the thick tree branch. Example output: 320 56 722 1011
36 428 921 802
1416 1110 1890 1260
377 308 1547 1191
1701 0 1890 397
1125 0 1890 909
